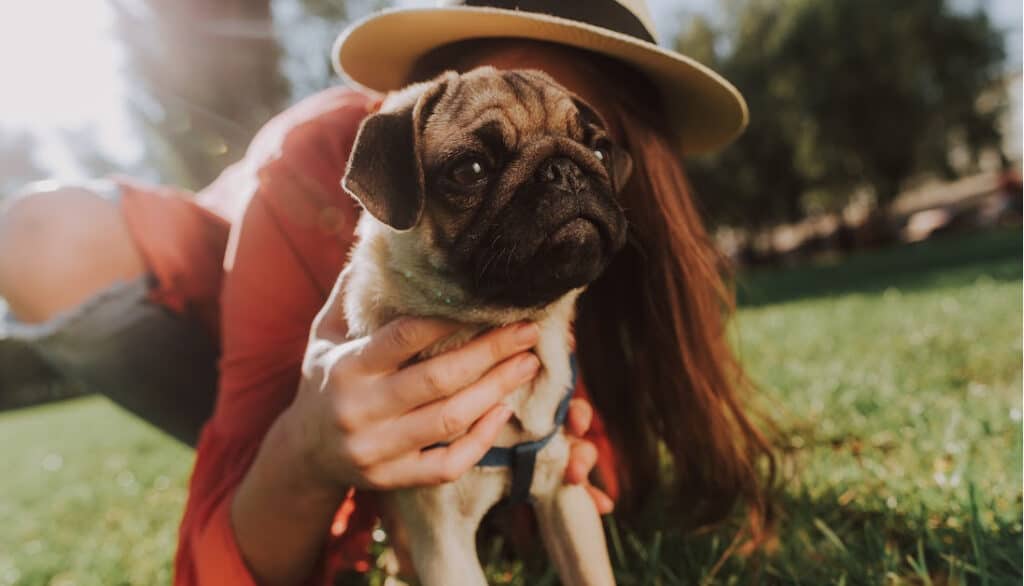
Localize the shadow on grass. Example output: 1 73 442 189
737 229 1022 308
595 486 1022 585
345 483 1022 585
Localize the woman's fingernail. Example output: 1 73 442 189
517 354 540 379
602 496 615 514
515 322 539 345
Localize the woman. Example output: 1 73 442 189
0 1 774 584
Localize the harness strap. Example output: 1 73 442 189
474 382 575 503
426 354 577 504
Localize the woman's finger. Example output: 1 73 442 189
563 435 614 514
364 404 513 488
370 322 539 417
586 485 615 515
348 353 538 463
565 437 599 485
355 317 461 373
565 398 593 438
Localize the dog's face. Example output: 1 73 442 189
343 67 632 308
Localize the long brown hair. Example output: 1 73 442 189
410 39 776 545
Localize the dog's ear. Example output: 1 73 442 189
343 77 451 231
572 96 633 193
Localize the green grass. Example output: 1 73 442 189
725 229 1022 584
1 229 1021 585
0 401 192 586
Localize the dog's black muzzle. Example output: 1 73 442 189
471 156 627 307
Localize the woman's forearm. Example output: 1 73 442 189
231 407 347 586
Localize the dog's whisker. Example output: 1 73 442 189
504 242 518 282
475 232 505 285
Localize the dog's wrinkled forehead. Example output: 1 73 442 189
420 67 594 164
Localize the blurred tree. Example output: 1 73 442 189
0 131 46 197
273 0 350 99
270 0 389 98
110 0 396 189
62 127 126 179
112 0 290 189
679 0 1008 230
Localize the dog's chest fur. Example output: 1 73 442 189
341 214 580 442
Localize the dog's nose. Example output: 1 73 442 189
535 157 585 192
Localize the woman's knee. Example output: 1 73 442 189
0 183 147 323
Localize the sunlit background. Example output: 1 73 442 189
0 1 1022 584
0 0 137 179
0 0 1018 190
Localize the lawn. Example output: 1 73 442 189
0 229 1020 585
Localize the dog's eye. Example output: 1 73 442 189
448 157 489 186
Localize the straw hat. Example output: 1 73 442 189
333 0 748 155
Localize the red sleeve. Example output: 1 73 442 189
174 87 379 586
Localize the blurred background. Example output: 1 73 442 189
0 0 1019 247
0 1 1021 584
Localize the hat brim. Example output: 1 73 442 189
333 7 748 155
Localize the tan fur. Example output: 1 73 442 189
340 68 616 586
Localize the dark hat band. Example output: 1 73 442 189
460 0 657 44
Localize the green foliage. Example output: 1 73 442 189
1 230 1020 584
680 0 1009 229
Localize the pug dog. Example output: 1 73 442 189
340 66 631 586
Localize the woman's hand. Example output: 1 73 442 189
288 308 541 493
564 399 615 514
232 298 540 586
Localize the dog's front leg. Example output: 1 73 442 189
392 470 506 586
532 437 616 586
403 518 485 586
